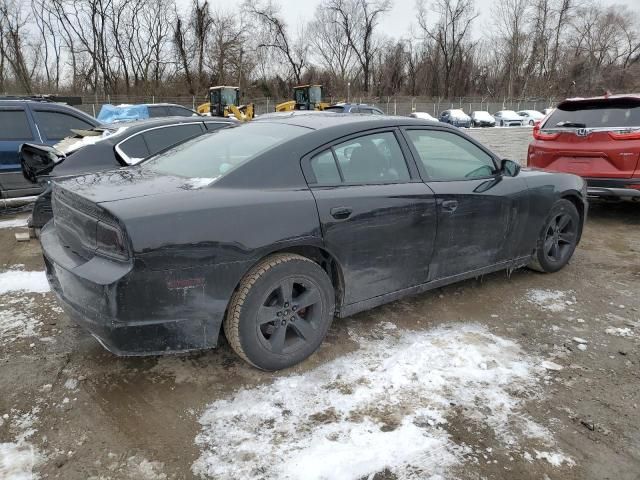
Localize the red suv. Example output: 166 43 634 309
527 94 640 200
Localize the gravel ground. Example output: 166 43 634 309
0 128 639 480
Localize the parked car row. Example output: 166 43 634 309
0 97 200 199
410 108 548 128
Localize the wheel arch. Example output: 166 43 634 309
560 192 586 243
222 242 347 330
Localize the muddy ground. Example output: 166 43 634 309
1 127 639 480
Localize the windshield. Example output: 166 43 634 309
143 122 308 180
308 86 322 104
222 88 238 106
544 101 640 129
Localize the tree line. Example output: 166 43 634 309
1 0 639 102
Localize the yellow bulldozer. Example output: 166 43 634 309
197 86 254 122
275 85 330 112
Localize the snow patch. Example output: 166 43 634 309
0 218 28 229
1 295 60 346
605 327 634 337
535 450 576 467
183 177 218 189
0 408 43 479
526 289 570 312
0 271 50 295
193 324 571 479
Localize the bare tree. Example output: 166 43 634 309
0 0 33 92
309 4 355 88
417 0 478 97
326 0 391 93
245 0 307 85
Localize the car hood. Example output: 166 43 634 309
499 113 523 120
54 167 217 204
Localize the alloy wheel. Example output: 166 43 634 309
256 277 322 354
543 213 576 264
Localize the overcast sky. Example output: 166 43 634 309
200 0 640 40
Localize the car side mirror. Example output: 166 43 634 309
500 158 521 177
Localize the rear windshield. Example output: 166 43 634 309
544 100 640 129
143 122 308 179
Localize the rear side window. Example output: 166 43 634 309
407 129 495 181
168 106 195 117
148 106 168 118
545 101 640 129
205 122 228 131
32 110 94 140
0 110 33 140
310 150 341 184
118 135 150 163
333 132 410 184
142 124 203 156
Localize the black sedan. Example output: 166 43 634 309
21 116 236 230
40 113 587 370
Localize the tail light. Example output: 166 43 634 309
96 220 129 260
608 130 640 140
533 123 560 140
625 184 640 190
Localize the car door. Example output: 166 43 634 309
303 129 438 306
0 106 41 197
402 127 529 280
31 108 96 143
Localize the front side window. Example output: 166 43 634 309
144 122 308 180
0 110 33 140
407 129 496 181
33 110 94 141
333 131 410 184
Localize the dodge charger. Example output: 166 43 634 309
40 113 587 370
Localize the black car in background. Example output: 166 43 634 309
0 97 100 198
41 113 586 370
21 116 236 230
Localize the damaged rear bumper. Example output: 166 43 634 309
40 223 229 356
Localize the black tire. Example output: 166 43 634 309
528 199 580 273
223 253 335 370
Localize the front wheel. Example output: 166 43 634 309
528 199 580 273
223 253 335 370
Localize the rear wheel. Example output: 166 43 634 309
528 199 580 273
529 119 534 126
223 253 335 370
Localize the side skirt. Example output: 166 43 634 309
337 256 532 318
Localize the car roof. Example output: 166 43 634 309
144 103 196 108
557 94 640 109
105 115 233 130
251 111 452 130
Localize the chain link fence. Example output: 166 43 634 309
74 94 559 118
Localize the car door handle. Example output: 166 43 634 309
330 206 353 220
441 200 458 213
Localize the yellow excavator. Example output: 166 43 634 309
197 86 254 121
275 85 330 112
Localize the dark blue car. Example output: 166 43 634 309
0 97 99 198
